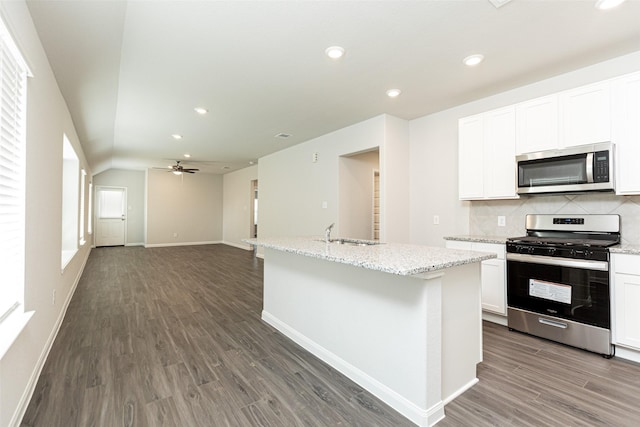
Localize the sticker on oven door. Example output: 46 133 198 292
528 279 571 304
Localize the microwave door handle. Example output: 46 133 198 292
586 152 594 183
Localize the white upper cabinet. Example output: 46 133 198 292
483 107 517 198
458 114 484 199
559 81 611 148
460 70 638 199
458 107 517 200
516 95 559 154
612 71 640 195
515 82 611 155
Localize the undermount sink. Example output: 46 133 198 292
319 238 384 246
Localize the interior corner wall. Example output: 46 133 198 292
381 114 410 243
409 50 640 248
145 170 223 246
222 164 258 250
0 1 93 426
92 169 146 245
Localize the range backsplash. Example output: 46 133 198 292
469 193 640 245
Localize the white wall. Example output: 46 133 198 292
145 170 223 246
0 2 93 425
93 169 146 245
410 50 640 247
259 114 410 242
222 164 258 249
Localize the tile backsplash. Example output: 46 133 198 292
469 193 640 245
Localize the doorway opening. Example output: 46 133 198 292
250 180 258 238
338 148 380 240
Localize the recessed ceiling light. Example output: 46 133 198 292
325 46 345 60
184 153 191 158
194 107 208 115
463 54 484 67
386 89 402 98
249 161 255 165
172 134 183 140
595 0 626 10
275 132 291 139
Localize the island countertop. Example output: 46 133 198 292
245 237 496 276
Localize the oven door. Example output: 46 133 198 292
506 253 610 329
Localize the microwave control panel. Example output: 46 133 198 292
594 150 609 182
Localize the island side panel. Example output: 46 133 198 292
438 262 483 403
262 248 445 426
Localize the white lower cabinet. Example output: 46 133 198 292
445 241 506 316
611 254 640 351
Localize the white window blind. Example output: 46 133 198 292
0 23 28 321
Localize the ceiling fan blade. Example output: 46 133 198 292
183 168 199 172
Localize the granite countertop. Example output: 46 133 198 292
244 237 496 276
609 244 640 255
443 235 509 244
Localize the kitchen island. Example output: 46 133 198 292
246 237 495 427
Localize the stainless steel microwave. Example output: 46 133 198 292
516 142 614 195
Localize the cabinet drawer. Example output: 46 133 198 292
471 242 505 259
445 240 472 251
612 253 640 275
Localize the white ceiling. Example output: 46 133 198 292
26 0 640 175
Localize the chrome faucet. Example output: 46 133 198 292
325 223 335 243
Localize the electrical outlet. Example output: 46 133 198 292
173 232 178 238
498 216 506 227
433 215 440 225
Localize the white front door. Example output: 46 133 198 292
95 186 126 247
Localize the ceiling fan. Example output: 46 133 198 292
159 160 199 174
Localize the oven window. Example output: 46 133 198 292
507 260 609 328
518 154 587 188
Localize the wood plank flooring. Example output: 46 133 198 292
21 244 640 426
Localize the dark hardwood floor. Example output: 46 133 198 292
21 245 640 426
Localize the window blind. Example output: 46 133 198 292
0 28 28 321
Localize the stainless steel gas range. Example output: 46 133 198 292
506 214 620 357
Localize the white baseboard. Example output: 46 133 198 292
614 345 640 364
482 311 508 326
144 240 222 248
125 242 145 247
262 310 444 427
222 241 253 251
10 248 91 427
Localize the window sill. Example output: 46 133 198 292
61 248 78 273
0 307 34 360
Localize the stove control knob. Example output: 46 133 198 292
528 246 535 254
547 248 556 256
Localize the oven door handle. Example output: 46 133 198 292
506 253 608 271
538 317 568 329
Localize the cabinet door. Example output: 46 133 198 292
480 258 506 315
612 71 640 195
458 115 484 199
516 95 559 154
560 81 611 148
483 107 517 198
614 272 640 350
